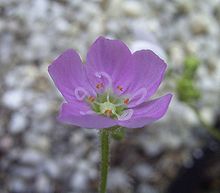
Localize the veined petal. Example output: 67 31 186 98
48 49 94 102
118 94 172 128
85 36 134 94
58 102 117 129
126 50 167 107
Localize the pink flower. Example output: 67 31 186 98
48 37 172 129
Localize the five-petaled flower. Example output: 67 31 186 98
48 37 172 129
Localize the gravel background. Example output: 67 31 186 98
0 0 220 193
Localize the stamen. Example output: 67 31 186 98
130 87 147 106
93 101 102 105
95 71 112 88
117 109 134 121
117 85 123 92
96 82 104 89
80 110 95 115
106 92 110 102
124 98 129 105
87 96 95 103
75 87 88 101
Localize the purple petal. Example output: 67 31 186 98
48 49 94 102
126 50 167 107
58 102 117 129
85 36 134 94
118 94 172 128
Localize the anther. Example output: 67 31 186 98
117 86 123 92
96 83 104 89
95 72 112 88
124 98 129 105
87 96 95 103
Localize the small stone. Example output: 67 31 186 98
190 14 209 35
2 89 24 110
137 184 157 193
70 171 88 190
9 113 27 134
88 151 99 163
70 131 84 145
33 98 52 117
56 18 69 32
24 133 50 152
13 166 36 179
107 169 131 192
175 0 194 14
123 1 143 17
199 107 215 126
193 148 203 159
0 136 13 152
168 42 185 68
133 164 155 180
44 160 60 178
35 175 53 193
9 178 26 192
20 149 44 164
165 98 199 127
141 137 163 156
5 66 38 88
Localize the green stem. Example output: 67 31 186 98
195 109 220 141
99 129 110 193
189 105 220 141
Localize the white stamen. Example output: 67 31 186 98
106 92 110 102
80 110 95 115
93 101 102 105
130 87 147 106
75 87 88 101
117 109 134 121
95 71 112 88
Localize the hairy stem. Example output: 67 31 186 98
99 129 110 193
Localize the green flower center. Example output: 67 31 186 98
100 102 116 115
86 91 128 119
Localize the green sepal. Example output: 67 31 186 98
110 126 126 141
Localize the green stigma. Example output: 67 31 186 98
87 91 128 119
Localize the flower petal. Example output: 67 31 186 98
48 49 94 102
126 50 167 107
85 36 134 94
118 94 172 128
58 102 117 129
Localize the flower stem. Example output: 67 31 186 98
189 104 220 141
99 129 110 193
194 108 220 141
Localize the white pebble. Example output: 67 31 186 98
9 113 27 134
123 1 143 17
2 89 24 109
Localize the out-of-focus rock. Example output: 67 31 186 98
70 171 88 191
122 1 143 17
2 89 24 110
20 149 44 164
108 168 132 193
9 113 27 134
35 174 53 193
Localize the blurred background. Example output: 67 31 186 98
0 0 220 193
